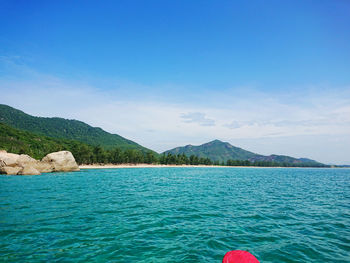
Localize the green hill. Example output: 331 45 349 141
0 104 154 153
164 139 322 165
0 122 158 164
164 140 257 162
0 122 89 159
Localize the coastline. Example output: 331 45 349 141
79 164 228 169
78 164 331 169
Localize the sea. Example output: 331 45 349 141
1 167 349 262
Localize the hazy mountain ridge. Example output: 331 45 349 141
164 139 321 164
0 104 154 153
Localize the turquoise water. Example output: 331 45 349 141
1 168 349 262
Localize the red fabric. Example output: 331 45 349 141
222 250 259 263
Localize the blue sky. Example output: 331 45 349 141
1 0 350 164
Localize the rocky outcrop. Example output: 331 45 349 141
41 151 80 172
17 154 38 167
0 150 80 175
18 166 41 175
0 150 20 167
0 166 21 175
35 162 53 173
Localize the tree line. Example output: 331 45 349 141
71 144 158 164
71 145 329 167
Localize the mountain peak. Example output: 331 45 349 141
208 139 224 143
164 139 257 162
205 139 230 145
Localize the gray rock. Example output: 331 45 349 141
41 151 80 172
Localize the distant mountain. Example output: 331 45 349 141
164 139 321 165
0 104 154 153
164 140 257 162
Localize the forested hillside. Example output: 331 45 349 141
0 122 158 164
0 104 153 152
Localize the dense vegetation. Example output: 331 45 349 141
0 104 154 153
164 139 323 165
0 122 84 159
158 153 329 167
0 123 157 164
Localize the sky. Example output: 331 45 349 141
0 0 350 164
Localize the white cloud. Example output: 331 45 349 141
181 112 215 126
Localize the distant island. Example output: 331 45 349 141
0 104 330 168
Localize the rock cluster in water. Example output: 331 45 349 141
0 150 79 175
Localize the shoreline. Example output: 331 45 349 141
79 164 334 169
80 164 229 169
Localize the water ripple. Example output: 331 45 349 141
1 168 350 262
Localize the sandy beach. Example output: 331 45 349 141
78 164 292 169
79 164 225 169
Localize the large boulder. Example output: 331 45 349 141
41 151 79 172
0 150 20 167
17 154 38 167
18 165 40 175
0 166 21 175
0 150 40 175
0 150 41 175
0 151 38 167
35 162 53 173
